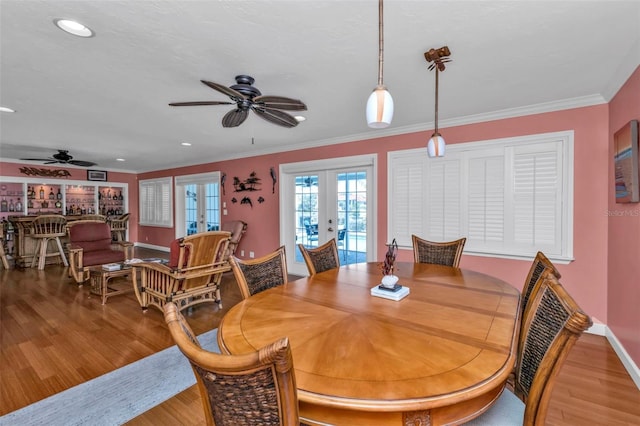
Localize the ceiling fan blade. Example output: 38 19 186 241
20 157 55 161
169 101 233 106
252 107 298 128
201 80 246 101
69 160 97 167
253 96 307 111
222 109 249 128
44 160 60 164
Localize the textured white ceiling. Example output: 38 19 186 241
1 0 639 172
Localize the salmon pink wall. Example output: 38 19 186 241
0 162 139 241
138 103 610 325
608 65 640 365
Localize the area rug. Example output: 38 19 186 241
0 329 219 426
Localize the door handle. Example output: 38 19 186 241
328 227 334 232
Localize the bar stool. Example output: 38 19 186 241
0 221 10 269
108 213 129 241
30 215 69 270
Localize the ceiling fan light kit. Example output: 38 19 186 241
425 46 452 158
366 0 393 129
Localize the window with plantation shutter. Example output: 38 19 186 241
139 177 173 227
388 131 573 261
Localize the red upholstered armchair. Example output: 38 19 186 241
67 221 134 285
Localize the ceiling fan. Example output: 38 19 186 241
169 75 307 128
20 149 97 167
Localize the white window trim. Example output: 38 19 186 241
388 131 574 263
139 176 173 227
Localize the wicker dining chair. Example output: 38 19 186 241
29 214 69 269
411 235 466 267
163 302 300 426
298 238 339 276
230 246 288 300
463 270 592 426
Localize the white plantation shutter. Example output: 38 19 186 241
139 177 173 227
466 150 505 251
388 131 573 261
388 149 427 247
508 141 563 256
426 157 462 241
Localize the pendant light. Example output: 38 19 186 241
424 46 452 157
366 0 393 128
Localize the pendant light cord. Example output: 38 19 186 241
434 68 439 135
377 0 384 87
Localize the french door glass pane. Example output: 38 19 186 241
185 184 198 235
337 171 367 264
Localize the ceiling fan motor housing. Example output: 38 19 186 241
230 75 262 98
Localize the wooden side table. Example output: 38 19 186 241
88 264 134 305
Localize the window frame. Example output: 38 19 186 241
139 176 173 227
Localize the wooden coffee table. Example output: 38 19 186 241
88 264 134 305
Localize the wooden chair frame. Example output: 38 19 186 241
29 214 69 270
108 213 129 242
466 270 591 426
164 302 300 425
516 271 592 425
411 235 466 267
298 238 339 276
230 246 288 300
134 231 231 312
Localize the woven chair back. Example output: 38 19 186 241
411 235 466 267
230 246 288 300
298 238 339 276
520 251 561 322
30 215 67 237
164 302 300 426
514 270 591 425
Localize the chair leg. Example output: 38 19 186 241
38 238 49 270
54 237 68 266
31 239 41 268
0 245 10 270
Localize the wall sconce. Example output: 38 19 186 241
425 46 452 157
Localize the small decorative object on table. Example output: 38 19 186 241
371 238 410 301
380 238 399 288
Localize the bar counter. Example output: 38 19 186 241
8 215 105 268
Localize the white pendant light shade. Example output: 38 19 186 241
366 87 394 128
427 134 446 157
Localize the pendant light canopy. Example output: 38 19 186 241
425 46 452 157
366 0 393 128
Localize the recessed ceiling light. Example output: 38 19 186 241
54 19 94 37
0 106 16 113
181 142 192 146
116 158 125 162
294 116 306 122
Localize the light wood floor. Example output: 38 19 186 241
1 251 639 425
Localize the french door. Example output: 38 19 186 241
280 155 376 276
175 172 221 238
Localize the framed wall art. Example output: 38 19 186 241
87 169 108 182
614 119 639 203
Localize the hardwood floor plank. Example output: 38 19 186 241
2 252 639 425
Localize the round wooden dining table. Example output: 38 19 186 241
218 261 521 426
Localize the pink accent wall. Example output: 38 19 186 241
608 66 640 365
137 103 610 326
0 162 139 242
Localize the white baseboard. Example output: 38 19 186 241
134 242 169 252
605 327 640 390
